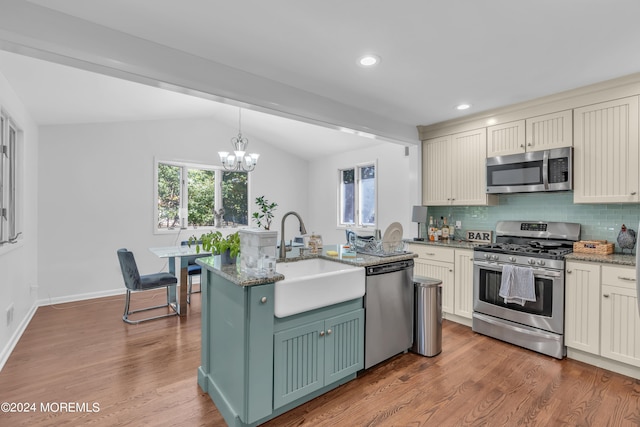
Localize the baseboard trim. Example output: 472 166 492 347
0 302 38 372
36 288 125 307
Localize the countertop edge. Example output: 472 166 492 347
197 245 419 286
565 252 636 267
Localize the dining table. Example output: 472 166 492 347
148 245 211 316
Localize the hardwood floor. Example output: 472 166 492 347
1 291 639 426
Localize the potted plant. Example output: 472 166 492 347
252 196 278 230
188 230 239 265
188 230 223 254
219 231 240 264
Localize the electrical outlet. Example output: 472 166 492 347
455 221 462 229
6 303 14 327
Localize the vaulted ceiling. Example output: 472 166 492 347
2 0 640 159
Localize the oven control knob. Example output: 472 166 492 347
508 256 516 262
528 259 536 265
537 260 545 266
491 255 499 261
484 254 491 260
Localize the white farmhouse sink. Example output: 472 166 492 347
274 258 365 318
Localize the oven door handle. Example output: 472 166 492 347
474 261 563 278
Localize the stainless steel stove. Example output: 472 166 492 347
472 221 580 359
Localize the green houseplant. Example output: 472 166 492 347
252 196 277 230
188 230 239 265
219 231 240 264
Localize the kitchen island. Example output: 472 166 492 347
196 246 416 427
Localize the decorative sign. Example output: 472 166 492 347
467 230 493 243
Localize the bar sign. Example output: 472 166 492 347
467 230 493 243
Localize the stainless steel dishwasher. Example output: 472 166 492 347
364 259 414 369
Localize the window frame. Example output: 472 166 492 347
337 160 378 230
153 158 250 234
0 108 21 248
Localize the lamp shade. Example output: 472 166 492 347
411 205 429 223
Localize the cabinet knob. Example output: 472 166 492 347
319 330 325 337
527 143 533 147
566 270 572 274
260 297 268 303
327 329 332 335
603 294 610 298
631 192 637 196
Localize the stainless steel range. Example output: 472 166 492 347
472 221 580 359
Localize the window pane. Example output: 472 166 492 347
340 169 355 225
0 115 4 242
157 163 181 229
359 165 375 226
221 172 248 226
187 168 215 227
8 125 16 237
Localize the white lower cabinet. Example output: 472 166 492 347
407 244 473 322
565 261 640 370
453 249 474 319
600 266 640 367
565 261 600 354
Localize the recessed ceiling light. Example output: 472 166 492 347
358 54 380 67
456 103 471 110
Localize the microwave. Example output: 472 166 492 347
486 147 572 194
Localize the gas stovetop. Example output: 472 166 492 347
473 220 581 269
474 243 573 260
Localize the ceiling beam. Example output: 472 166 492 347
0 0 419 145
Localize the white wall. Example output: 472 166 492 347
37 117 309 302
307 142 421 245
0 71 39 368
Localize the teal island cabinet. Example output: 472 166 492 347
196 257 364 427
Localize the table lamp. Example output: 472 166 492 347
411 205 429 241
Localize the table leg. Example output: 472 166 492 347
179 266 188 317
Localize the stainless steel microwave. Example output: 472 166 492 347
486 147 572 194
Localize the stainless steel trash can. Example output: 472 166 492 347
412 276 443 357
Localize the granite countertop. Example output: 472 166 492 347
565 252 636 267
197 244 418 287
407 238 637 267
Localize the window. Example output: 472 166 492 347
0 110 20 246
155 160 248 231
338 162 377 228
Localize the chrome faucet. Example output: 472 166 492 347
279 211 308 259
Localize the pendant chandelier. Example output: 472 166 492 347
218 108 260 172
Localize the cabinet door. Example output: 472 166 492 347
487 120 526 157
525 110 573 151
564 262 600 354
324 309 364 384
574 96 640 203
450 129 488 205
414 259 454 315
273 320 325 409
453 249 474 319
422 135 452 205
601 284 640 367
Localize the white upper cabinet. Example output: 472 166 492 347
487 110 573 157
423 128 496 206
573 96 640 203
487 120 525 157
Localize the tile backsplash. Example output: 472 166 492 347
424 192 640 252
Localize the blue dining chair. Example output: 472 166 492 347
181 241 208 303
117 248 179 324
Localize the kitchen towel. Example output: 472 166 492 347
499 265 536 306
